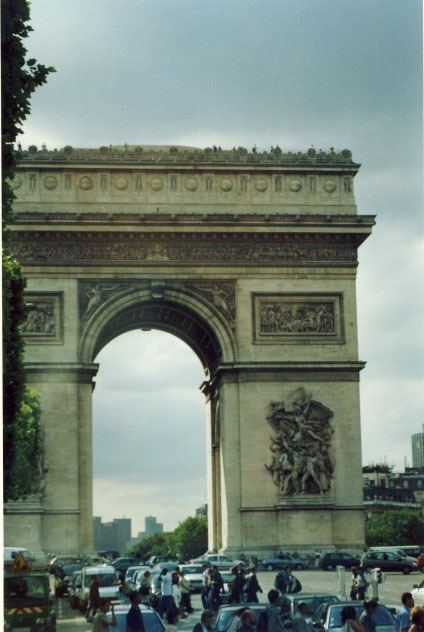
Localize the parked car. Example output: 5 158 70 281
104 602 166 632
68 570 83 609
215 603 268 632
125 565 151 591
412 578 424 606
179 564 205 592
146 555 178 567
261 555 309 571
361 551 418 574
4 571 57 631
192 554 243 570
78 565 120 612
112 557 142 576
320 553 361 571
312 601 395 632
280 593 340 625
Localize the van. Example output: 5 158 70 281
362 550 418 574
78 565 120 613
4 571 56 631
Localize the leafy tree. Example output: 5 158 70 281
7 387 43 500
2 0 54 500
127 516 207 561
173 516 208 561
365 508 424 546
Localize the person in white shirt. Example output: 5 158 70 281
159 569 175 618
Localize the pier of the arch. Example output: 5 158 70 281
4 144 375 557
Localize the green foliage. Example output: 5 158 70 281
173 516 208 561
1 0 55 227
3 251 26 500
128 516 208 562
7 387 43 500
365 508 424 546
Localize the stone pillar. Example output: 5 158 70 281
21 363 98 555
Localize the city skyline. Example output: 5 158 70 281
17 0 423 530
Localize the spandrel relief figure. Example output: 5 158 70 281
265 387 334 495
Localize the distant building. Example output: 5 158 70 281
362 464 424 518
93 517 132 555
412 425 424 468
136 516 164 541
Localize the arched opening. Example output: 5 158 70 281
92 329 207 549
79 287 235 553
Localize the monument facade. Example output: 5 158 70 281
4 144 374 556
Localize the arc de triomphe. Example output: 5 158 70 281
5 144 374 557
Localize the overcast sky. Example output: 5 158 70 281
19 0 423 534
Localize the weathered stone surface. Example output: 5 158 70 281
4 146 373 556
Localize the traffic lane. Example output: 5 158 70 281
255 570 419 606
57 597 90 632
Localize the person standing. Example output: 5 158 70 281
395 593 415 632
192 610 216 632
229 566 245 604
350 568 359 601
354 569 368 601
275 567 289 594
340 606 365 632
359 600 378 632
127 591 145 632
265 589 285 632
92 600 117 631
87 575 101 622
292 602 314 632
208 566 224 610
179 569 194 615
243 568 263 603
159 569 175 618
201 565 210 609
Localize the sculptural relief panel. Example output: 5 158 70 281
21 292 63 344
265 387 334 497
252 293 344 344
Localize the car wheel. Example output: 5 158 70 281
402 567 411 575
297 564 304 571
326 564 334 571
266 564 274 571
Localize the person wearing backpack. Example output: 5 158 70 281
287 569 302 594
274 567 289 594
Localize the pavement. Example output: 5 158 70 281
57 569 422 631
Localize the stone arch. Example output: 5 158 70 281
79 282 237 374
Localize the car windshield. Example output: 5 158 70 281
4 576 48 603
84 573 116 587
328 606 393 627
291 597 339 617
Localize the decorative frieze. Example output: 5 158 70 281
252 293 344 344
21 292 63 344
10 232 359 267
266 387 334 496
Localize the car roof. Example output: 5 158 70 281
83 564 116 573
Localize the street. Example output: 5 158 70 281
57 569 421 630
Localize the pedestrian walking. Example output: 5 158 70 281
208 566 224 610
354 569 368 601
127 591 146 632
201 565 210 609
179 569 194 614
243 568 263 603
275 567 289 594
167 608 180 632
159 569 176 619
229 566 245 604
350 568 359 601
92 600 117 631
396 593 415 632
287 569 302 594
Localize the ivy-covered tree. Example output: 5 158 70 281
2 0 54 501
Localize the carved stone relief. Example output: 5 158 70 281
21 293 63 343
252 293 343 344
265 387 334 496
10 233 359 268
79 278 236 331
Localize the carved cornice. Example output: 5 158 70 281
10 232 360 267
16 145 359 167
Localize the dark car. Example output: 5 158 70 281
55 561 85 596
361 551 418 574
261 555 309 571
112 557 142 575
320 552 361 571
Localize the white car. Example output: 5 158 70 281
179 564 205 592
125 565 151 591
78 565 121 612
192 554 244 570
313 601 395 632
412 578 424 606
